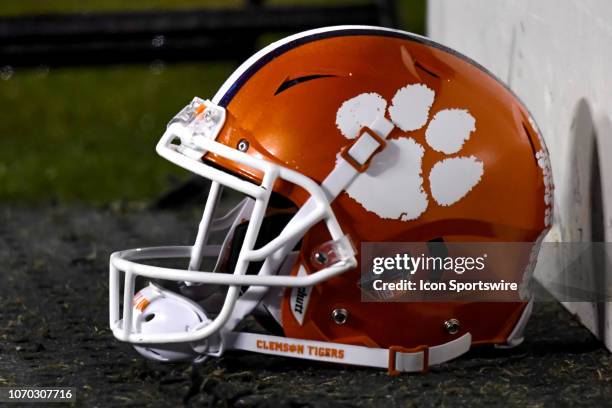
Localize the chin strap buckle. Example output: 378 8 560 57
340 126 388 172
388 345 430 376
387 333 472 375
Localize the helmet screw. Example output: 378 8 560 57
332 308 348 325
314 251 328 265
237 139 249 152
444 318 460 334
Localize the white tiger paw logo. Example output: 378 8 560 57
335 84 484 221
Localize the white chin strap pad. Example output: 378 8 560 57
131 284 210 362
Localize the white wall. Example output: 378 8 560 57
428 0 612 351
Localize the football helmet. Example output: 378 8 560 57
109 25 553 374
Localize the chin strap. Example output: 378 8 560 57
221 331 471 375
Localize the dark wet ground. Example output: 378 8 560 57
0 205 610 407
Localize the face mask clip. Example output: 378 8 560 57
311 235 356 269
168 97 227 145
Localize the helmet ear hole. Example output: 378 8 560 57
144 313 156 322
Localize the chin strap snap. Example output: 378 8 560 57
221 331 471 375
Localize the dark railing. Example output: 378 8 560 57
0 1 397 68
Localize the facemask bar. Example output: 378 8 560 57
109 98 357 346
188 180 222 273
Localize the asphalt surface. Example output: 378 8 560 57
0 205 610 407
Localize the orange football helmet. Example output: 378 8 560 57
109 26 552 374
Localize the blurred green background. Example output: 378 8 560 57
0 0 425 205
